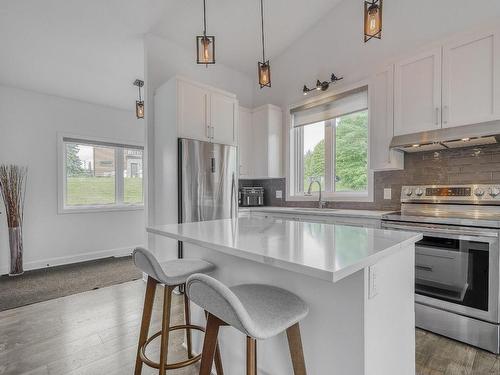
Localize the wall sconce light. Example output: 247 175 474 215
303 74 343 95
364 0 383 42
133 79 145 119
196 0 215 65
258 0 271 88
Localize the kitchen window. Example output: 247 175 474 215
290 86 372 200
59 136 144 212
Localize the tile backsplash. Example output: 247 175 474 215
240 143 500 210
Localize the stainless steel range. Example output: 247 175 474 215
381 184 500 353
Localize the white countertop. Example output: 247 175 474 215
147 217 422 282
239 206 396 219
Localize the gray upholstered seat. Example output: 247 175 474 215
132 247 215 286
186 273 309 340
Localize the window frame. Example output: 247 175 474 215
287 82 374 202
57 133 145 214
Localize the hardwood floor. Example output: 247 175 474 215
0 280 498 374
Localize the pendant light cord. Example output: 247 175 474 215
203 0 207 36
260 0 266 62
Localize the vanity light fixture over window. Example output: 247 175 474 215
364 0 383 42
196 0 215 65
133 79 145 119
258 0 271 88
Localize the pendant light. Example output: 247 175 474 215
364 0 383 42
196 0 215 65
133 79 145 119
258 0 271 88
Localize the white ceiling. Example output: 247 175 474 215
0 0 344 110
150 0 344 76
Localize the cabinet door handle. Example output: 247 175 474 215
435 107 440 126
206 125 211 138
211 126 215 139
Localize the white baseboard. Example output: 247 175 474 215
0 245 144 275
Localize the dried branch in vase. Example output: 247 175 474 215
0 165 28 229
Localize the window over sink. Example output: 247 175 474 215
58 136 144 213
289 86 372 201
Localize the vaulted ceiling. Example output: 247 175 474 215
0 0 344 110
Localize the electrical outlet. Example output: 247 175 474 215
368 265 379 299
383 188 392 200
276 190 283 199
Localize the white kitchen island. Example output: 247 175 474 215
147 216 422 375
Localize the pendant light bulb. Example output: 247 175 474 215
364 0 383 42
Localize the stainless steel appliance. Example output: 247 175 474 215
178 138 238 257
239 187 264 207
382 184 500 353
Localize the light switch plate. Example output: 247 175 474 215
276 190 283 199
383 188 392 200
368 265 379 299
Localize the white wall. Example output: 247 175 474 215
0 85 145 274
145 33 254 108
252 0 500 108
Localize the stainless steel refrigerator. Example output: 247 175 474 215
177 138 238 258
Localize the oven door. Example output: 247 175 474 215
381 221 500 324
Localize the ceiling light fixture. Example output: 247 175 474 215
364 0 383 42
303 74 343 95
133 79 145 119
258 0 271 88
196 0 215 65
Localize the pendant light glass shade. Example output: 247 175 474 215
364 0 382 42
258 61 271 88
196 35 215 64
136 101 145 119
197 0 215 64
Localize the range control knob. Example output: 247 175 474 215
415 188 424 197
474 187 485 197
404 188 413 197
488 187 500 197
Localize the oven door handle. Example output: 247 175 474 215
381 221 499 240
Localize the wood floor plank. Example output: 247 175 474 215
1 280 498 375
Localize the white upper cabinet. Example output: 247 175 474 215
238 107 253 177
176 78 238 145
178 79 210 141
369 66 404 171
442 28 500 128
210 92 238 145
394 48 442 136
251 105 283 178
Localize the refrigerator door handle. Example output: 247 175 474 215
230 172 237 219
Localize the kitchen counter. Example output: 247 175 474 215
147 216 420 374
239 206 396 219
147 216 421 282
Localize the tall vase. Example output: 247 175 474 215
8 226 23 276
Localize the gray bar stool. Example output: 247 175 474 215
132 247 224 375
186 273 309 375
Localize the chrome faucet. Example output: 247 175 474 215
305 178 325 209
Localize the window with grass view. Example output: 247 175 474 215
292 88 368 196
63 138 143 208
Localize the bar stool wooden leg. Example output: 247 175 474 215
135 276 158 375
159 286 173 375
204 311 224 374
286 323 307 375
246 337 257 375
200 314 225 375
183 289 194 359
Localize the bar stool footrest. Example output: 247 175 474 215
139 324 205 370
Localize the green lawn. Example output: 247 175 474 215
66 176 143 206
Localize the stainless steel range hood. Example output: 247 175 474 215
390 121 500 153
